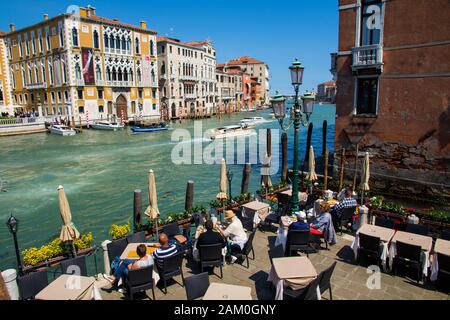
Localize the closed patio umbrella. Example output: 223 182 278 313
360 152 370 205
145 170 160 238
261 153 273 189
58 185 80 256
216 159 228 201
306 146 318 183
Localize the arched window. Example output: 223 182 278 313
151 70 155 83
137 68 142 83
106 67 111 81
129 70 133 83
161 62 166 75
127 38 132 53
118 68 123 82
96 65 102 81
75 63 82 80
110 35 114 49
135 37 140 54
121 36 126 51
40 59 46 83
72 27 79 46
115 36 120 50
150 40 154 56
104 33 109 48
93 30 99 49
112 67 117 81
123 69 128 82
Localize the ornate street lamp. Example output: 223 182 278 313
6 214 23 276
227 169 234 205
271 59 314 215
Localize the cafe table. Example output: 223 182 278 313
35 274 102 300
241 201 271 227
203 283 252 300
267 256 319 300
274 216 296 250
279 189 308 203
119 243 160 285
351 224 395 269
388 231 433 277
431 238 450 281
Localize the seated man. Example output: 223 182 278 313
331 189 357 220
197 220 226 248
288 211 310 232
107 244 154 287
219 210 248 263
153 233 178 270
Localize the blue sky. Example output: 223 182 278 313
0 0 338 95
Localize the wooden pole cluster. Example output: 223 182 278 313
79 116 83 132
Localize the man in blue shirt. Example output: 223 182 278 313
331 189 357 219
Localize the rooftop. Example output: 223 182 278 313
225 56 266 66
157 36 210 49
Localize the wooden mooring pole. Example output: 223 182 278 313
339 148 346 191
324 150 329 191
241 163 251 194
133 189 142 232
185 181 194 212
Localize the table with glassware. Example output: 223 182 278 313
119 243 160 285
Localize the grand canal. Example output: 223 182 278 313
0 105 335 270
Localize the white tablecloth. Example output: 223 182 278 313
267 267 320 300
351 234 390 270
388 242 430 277
431 253 439 282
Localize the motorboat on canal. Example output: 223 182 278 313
130 122 169 133
50 124 77 136
207 124 255 140
240 116 265 126
92 120 125 131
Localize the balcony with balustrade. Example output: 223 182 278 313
179 75 199 82
25 82 47 90
352 44 383 72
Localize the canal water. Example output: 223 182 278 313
0 104 335 271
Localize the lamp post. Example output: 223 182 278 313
271 59 314 215
227 169 234 205
6 214 23 276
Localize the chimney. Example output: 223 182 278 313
140 21 147 29
44 14 49 21
9 24 15 32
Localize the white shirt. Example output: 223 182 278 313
223 217 248 249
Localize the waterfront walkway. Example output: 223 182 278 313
98 229 449 300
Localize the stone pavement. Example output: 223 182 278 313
98 229 450 301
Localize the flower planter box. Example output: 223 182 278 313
23 247 97 274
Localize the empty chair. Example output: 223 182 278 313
162 222 181 240
335 206 356 235
394 241 422 283
126 231 146 244
358 234 381 266
277 192 291 208
17 270 49 300
238 215 254 232
156 251 185 294
375 217 395 229
184 272 210 300
199 243 224 279
107 238 128 265
268 245 285 264
124 265 156 300
405 223 429 236
60 256 88 277
441 230 450 241
242 230 256 268
304 194 318 211
436 253 450 287
285 229 316 257
319 262 337 300
283 275 321 300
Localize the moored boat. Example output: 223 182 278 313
130 122 169 133
50 125 77 136
92 121 125 131
240 117 265 126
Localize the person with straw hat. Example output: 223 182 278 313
218 210 248 264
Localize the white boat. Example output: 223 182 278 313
50 125 77 136
92 121 125 131
240 117 265 126
207 125 255 140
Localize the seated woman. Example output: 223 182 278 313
288 211 310 232
107 244 154 287
310 202 337 245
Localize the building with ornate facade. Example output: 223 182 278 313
317 80 336 103
221 56 270 107
0 5 160 121
157 36 216 119
333 0 450 199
